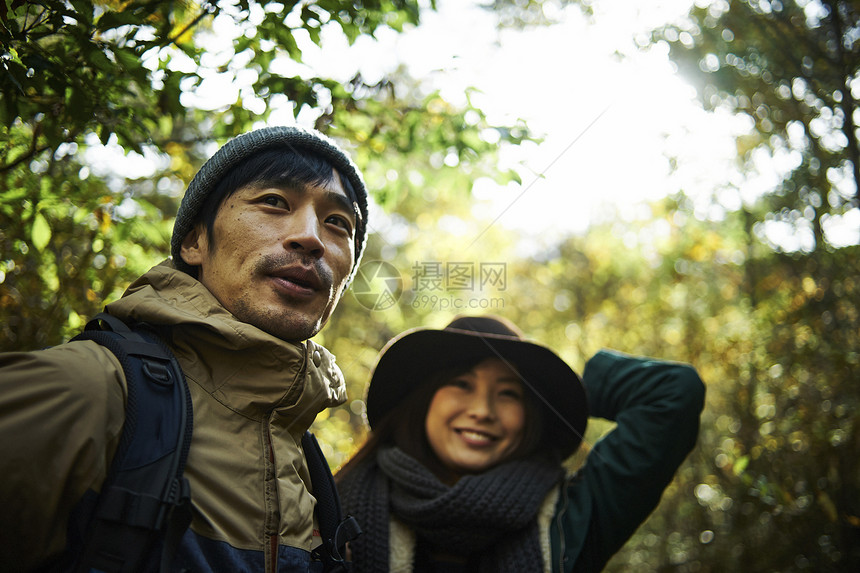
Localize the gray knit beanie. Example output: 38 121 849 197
170 125 369 278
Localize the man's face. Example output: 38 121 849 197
180 171 356 342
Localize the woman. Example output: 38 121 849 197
337 315 705 572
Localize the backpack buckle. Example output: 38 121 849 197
142 358 172 385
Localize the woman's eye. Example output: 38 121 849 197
447 378 470 390
499 387 523 400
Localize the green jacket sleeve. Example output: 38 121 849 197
0 341 127 571
551 349 705 573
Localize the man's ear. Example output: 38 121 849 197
179 224 207 267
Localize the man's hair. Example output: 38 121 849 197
171 126 369 280
188 147 363 278
337 357 546 484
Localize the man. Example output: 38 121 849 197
0 126 369 571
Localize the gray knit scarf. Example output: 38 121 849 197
339 447 562 573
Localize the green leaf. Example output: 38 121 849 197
31 211 52 252
733 455 749 476
96 10 142 32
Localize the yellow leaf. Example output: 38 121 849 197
817 491 838 522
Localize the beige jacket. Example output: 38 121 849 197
0 261 347 571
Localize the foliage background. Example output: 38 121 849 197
2 0 858 571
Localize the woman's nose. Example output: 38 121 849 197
466 392 495 420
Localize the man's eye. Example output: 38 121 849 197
262 195 288 209
326 214 354 234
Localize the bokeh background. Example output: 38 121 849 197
2 1 858 570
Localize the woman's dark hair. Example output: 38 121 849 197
190 147 362 277
337 355 547 484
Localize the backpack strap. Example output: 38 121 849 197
71 312 193 573
303 432 362 573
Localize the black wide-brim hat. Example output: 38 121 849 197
365 315 589 458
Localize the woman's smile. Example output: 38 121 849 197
425 358 526 478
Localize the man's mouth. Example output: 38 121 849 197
272 265 326 292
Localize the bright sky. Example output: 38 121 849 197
83 0 859 249
297 0 743 241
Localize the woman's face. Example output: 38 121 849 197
424 357 526 479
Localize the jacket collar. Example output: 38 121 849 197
105 261 347 423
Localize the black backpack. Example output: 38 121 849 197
67 312 360 572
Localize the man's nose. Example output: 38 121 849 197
284 207 325 257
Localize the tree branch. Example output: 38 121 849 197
161 2 217 49
0 133 50 174
824 0 860 205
